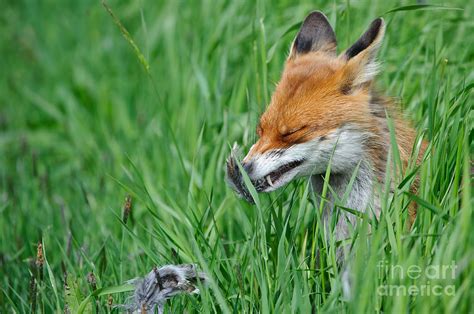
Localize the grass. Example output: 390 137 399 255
0 0 472 312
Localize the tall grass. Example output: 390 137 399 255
0 0 472 312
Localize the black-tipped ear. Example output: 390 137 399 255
290 11 337 58
345 18 384 60
339 18 385 91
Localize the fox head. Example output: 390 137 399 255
227 11 387 200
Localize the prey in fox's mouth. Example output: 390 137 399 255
225 146 305 203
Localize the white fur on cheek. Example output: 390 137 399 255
320 126 370 172
284 125 370 177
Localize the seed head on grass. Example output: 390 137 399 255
122 194 133 224
87 272 97 291
36 241 44 281
107 294 113 310
29 242 43 313
118 264 208 313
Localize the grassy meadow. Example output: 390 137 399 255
0 0 473 312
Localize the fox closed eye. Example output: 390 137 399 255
280 125 309 140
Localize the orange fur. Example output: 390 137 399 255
249 51 426 165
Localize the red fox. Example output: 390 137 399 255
226 11 427 241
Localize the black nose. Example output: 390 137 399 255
242 161 254 176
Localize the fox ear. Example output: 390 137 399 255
289 11 337 59
341 18 385 91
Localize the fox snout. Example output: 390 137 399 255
242 149 306 191
226 125 370 202
226 144 311 203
